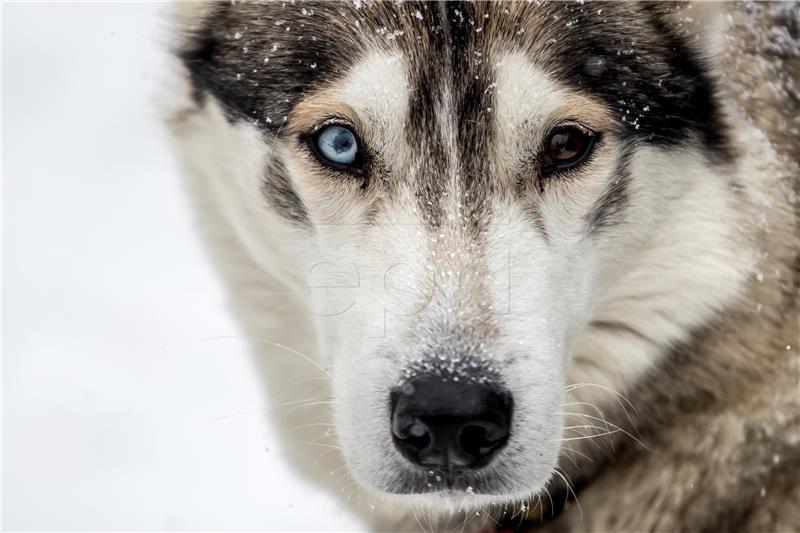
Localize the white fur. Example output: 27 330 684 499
169 41 756 527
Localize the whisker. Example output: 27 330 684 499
558 445 581 470
553 467 584 526
542 486 555 518
564 382 642 436
558 411 650 450
554 424 608 454
297 430 339 453
481 508 502 529
313 446 341 464
565 382 639 415
559 442 594 464
273 397 333 408
411 509 425 531
301 441 341 451
559 401 611 426
562 424 612 432
283 422 336 432
282 399 336 415
327 463 348 477
559 401 615 449
550 429 622 442
269 376 330 399
202 335 332 377
456 507 470 533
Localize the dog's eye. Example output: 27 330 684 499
313 125 359 167
542 126 596 172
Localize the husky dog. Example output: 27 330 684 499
168 1 799 531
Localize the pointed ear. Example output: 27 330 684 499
658 1 728 58
169 0 215 40
162 0 217 120
673 1 726 30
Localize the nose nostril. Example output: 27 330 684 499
459 423 507 458
403 422 431 449
393 418 430 441
392 420 432 464
408 423 427 438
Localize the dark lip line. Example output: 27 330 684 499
385 464 508 496
386 483 506 496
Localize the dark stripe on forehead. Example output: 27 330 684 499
403 2 450 228
404 2 496 230
446 2 496 233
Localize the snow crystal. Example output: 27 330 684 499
585 56 606 76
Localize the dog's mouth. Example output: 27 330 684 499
386 468 504 496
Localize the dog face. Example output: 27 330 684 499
174 1 748 510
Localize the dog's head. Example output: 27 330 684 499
173 1 748 511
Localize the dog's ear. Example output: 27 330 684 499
667 1 726 30
169 0 217 50
654 1 728 58
171 0 214 32
162 1 218 121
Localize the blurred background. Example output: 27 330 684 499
2 3 365 530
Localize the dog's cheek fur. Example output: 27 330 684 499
566 147 753 436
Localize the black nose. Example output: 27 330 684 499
390 376 513 470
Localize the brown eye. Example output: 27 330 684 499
542 126 597 172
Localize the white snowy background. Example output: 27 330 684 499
2 3 366 530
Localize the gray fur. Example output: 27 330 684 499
168 2 800 532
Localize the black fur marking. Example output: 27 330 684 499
262 157 309 226
178 1 731 227
586 148 632 234
404 2 450 227
533 2 731 161
180 2 366 129
403 2 497 230
447 2 496 235
523 200 550 245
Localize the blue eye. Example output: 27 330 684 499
314 125 359 167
